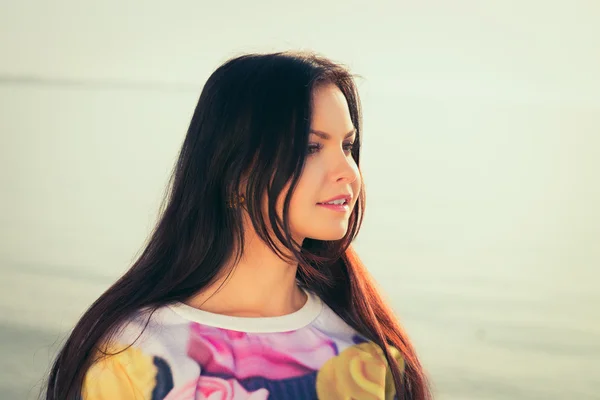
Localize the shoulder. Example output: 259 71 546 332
82 341 161 399
81 306 198 400
309 301 406 400
310 298 365 343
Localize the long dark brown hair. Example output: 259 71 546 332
43 51 431 400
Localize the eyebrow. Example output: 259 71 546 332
309 129 356 140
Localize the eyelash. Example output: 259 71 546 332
307 142 356 155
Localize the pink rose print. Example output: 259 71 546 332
164 376 269 400
187 324 336 380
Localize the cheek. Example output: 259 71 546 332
353 170 362 193
288 183 315 215
292 166 322 203
354 161 362 182
276 180 311 222
350 169 362 208
287 178 320 224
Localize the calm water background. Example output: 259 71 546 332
1 2 599 399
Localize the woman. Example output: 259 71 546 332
44 51 431 400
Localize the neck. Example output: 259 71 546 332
186 230 307 318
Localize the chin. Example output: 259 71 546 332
306 227 348 241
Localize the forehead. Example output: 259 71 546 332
310 84 354 133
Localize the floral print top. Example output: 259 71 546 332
81 289 405 400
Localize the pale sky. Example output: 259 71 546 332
1 0 598 284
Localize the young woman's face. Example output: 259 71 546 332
287 83 362 242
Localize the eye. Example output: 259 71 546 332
307 143 323 155
307 141 357 155
343 141 356 153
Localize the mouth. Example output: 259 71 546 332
317 194 352 206
316 197 351 212
316 199 349 206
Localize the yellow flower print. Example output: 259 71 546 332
82 343 158 400
316 342 405 400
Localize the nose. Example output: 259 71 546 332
332 152 360 184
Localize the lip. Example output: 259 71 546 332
317 193 352 205
317 202 350 213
